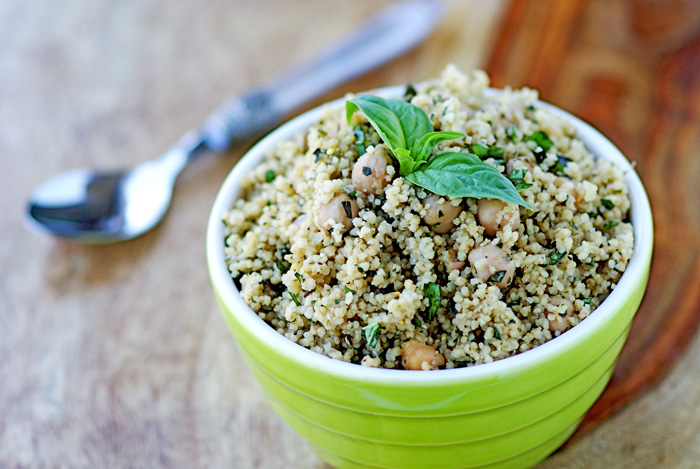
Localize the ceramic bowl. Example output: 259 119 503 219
207 87 653 468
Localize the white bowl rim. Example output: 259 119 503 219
207 85 654 385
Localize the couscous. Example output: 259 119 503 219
222 65 633 370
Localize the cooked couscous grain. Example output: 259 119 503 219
222 66 634 369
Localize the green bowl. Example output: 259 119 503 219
207 88 654 468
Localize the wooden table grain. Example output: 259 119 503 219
3 0 700 468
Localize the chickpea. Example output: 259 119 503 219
316 193 358 233
553 177 585 208
547 296 574 333
292 213 307 227
401 339 445 370
477 198 520 237
447 248 466 271
352 147 392 194
505 157 535 175
468 244 515 289
422 194 462 234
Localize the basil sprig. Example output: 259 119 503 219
346 95 531 209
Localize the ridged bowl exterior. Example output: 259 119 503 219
207 87 654 468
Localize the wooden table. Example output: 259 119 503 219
3 0 700 467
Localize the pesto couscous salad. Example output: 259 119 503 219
222 65 633 370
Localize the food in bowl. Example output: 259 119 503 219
221 65 633 370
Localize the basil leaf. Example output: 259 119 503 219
410 131 464 166
264 170 276 183
346 95 433 157
424 283 441 320
405 152 532 209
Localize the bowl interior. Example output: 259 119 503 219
206 86 654 385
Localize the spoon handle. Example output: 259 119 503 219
199 0 442 153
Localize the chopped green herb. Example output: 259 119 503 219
424 283 441 320
404 84 417 101
264 170 276 183
492 327 501 340
556 154 571 169
471 143 488 158
507 168 533 191
341 200 353 218
411 316 422 329
348 190 357 200
549 251 566 265
487 146 504 158
344 285 356 294
506 124 519 142
294 272 303 283
582 298 593 305
603 220 619 230
487 270 506 283
314 148 326 163
275 256 290 273
353 124 366 156
525 104 536 111
362 166 372 176
289 291 301 306
362 323 381 347
317 128 327 136
526 130 553 152
601 198 614 210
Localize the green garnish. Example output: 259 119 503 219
507 168 533 191
361 166 372 176
471 143 504 159
505 124 519 142
404 84 417 101
344 286 356 294
526 131 553 151
362 323 381 347
601 198 614 210
275 256 290 273
549 251 566 265
346 95 531 209
314 148 326 163
492 326 501 340
348 190 357 200
471 144 488 158
341 200 353 218
553 155 571 177
582 298 593 305
603 220 619 230
289 291 301 306
411 316 422 329
424 283 441 320
353 124 366 156
487 270 506 283
264 170 276 183
294 272 303 283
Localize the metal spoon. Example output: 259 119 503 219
26 0 442 243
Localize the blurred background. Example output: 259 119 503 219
2 0 700 467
